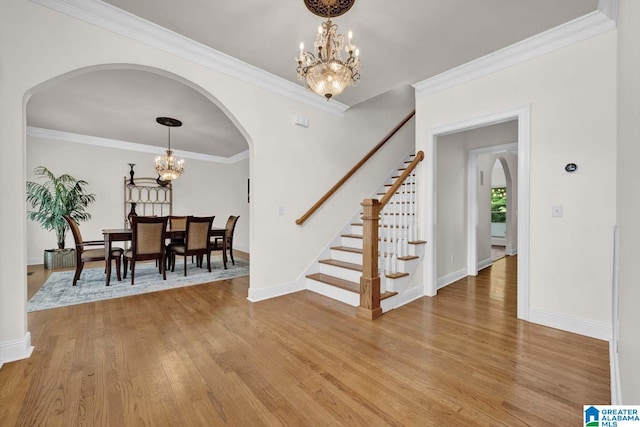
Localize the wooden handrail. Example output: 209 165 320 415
379 150 424 209
295 110 415 225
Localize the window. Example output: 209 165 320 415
491 187 507 237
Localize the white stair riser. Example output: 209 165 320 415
330 249 362 264
341 236 363 249
350 224 363 235
383 275 410 292
306 279 359 306
381 256 419 273
319 263 362 283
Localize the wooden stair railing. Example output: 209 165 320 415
357 150 424 320
295 111 415 226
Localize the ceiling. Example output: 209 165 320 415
27 0 599 158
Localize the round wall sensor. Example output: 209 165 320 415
565 163 578 172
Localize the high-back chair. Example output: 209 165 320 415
210 215 239 266
169 215 187 230
123 216 168 285
169 216 215 276
166 215 189 268
63 215 124 286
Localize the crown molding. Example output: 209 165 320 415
31 0 348 116
27 126 249 164
413 7 617 99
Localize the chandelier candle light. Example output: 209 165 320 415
296 0 360 100
155 116 184 181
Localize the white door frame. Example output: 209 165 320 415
422 105 530 320
467 142 517 276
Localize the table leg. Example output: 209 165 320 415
104 234 112 286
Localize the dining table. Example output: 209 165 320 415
102 227 227 286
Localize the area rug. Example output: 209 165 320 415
28 257 249 312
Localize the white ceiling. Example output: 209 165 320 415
27 69 249 158
26 0 599 158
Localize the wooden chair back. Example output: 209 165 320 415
169 215 188 230
63 215 83 250
225 215 240 240
185 216 215 251
130 216 168 259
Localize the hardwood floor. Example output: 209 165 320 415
2 255 609 426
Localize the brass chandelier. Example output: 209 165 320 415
155 117 184 181
296 0 360 100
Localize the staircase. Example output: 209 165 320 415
305 152 426 314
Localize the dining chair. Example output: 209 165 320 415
169 216 215 276
166 215 189 269
210 215 239 265
63 215 124 286
123 216 168 285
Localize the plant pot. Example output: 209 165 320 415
44 249 76 270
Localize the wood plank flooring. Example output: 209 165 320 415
1 255 609 426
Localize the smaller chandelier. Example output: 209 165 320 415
296 11 360 100
155 117 184 181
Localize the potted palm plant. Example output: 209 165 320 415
26 166 96 269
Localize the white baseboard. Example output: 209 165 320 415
477 257 493 271
437 267 467 290
28 257 42 266
233 245 250 254
247 281 305 302
610 339 622 404
0 332 34 368
393 285 425 307
529 308 612 341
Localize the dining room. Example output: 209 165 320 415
25 68 251 309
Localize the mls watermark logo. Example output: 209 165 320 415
584 405 640 426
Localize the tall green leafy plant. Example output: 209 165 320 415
26 166 96 250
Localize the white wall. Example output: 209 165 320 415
616 0 640 404
436 122 517 279
26 135 250 263
491 159 507 188
418 30 617 334
0 0 414 360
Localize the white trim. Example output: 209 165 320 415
385 285 424 311
27 126 249 164
30 0 348 116
27 257 42 266
610 225 621 404
413 9 616 98
247 281 305 302
467 142 518 277
422 105 530 321
598 0 618 21
437 267 467 290
0 332 34 367
610 339 622 404
477 257 492 272
306 279 359 307
529 308 612 341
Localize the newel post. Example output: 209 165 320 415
357 199 382 320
